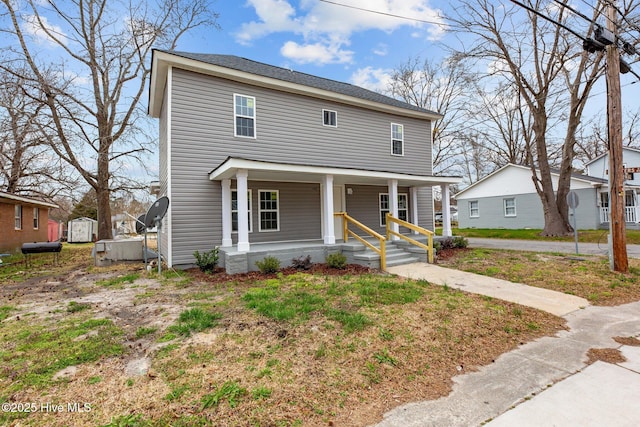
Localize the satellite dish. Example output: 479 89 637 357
144 196 169 229
135 214 146 234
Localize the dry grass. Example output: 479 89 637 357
438 248 640 306
0 250 566 427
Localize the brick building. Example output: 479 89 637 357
0 192 59 254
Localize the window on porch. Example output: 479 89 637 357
259 190 279 231
380 193 408 226
232 190 252 232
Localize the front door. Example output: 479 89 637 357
333 186 345 240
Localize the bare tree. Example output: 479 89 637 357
388 54 476 175
448 0 618 235
0 68 80 199
0 0 219 239
575 108 640 165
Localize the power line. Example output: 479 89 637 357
509 0 587 40
317 0 455 28
551 0 594 25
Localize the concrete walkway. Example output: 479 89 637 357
373 258 640 427
374 300 640 427
387 263 588 317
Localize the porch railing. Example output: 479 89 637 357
385 213 434 263
600 207 638 223
334 212 386 270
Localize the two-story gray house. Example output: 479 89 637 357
148 50 461 273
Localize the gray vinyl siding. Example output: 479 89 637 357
457 189 600 229
345 185 414 235
231 181 321 244
168 68 433 265
171 69 432 174
417 187 433 230
158 92 169 260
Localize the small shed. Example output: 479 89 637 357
68 217 98 243
47 219 63 242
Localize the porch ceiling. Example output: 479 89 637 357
208 157 462 187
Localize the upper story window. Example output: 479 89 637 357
234 94 256 138
323 109 337 127
15 204 22 230
391 123 404 156
504 198 516 217
33 208 39 229
469 200 479 218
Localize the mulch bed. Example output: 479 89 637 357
186 263 375 285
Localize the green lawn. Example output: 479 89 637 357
437 228 640 245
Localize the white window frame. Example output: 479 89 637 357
469 200 479 218
15 204 22 230
231 189 252 233
33 207 39 229
391 123 404 156
234 94 256 138
258 190 279 232
379 193 408 226
323 109 337 127
503 198 516 217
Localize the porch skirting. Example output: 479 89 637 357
220 241 381 274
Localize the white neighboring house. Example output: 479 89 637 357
585 147 640 225
455 163 615 230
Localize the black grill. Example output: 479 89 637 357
21 242 63 254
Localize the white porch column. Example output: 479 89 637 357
323 175 335 244
442 184 452 237
236 169 250 252
388 179 399 240
411 187 419 235
221 179 232 247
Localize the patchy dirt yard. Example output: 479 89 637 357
0 245 566 426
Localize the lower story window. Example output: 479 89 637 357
33 208 39 229
259 190 279 231
15 204 22 230
469 200 479 218
231 190 252 232
504 198 516 217
380 193 408 226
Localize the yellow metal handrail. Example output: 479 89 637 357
385 213 434 263
334 212 386 270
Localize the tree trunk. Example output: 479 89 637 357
96 146 112 240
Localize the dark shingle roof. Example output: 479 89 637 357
162 50 439 116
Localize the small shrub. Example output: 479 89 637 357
452 236 468 248
291 255 312 270
193 247 219 273
256 256 280 274
326 252 347 269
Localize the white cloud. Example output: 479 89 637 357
23 14 68 46
236 0 445 65
280 41 353 64
373 43 388 56
350 66 392 93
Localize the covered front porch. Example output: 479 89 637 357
209 157 461 273
598 188 640 229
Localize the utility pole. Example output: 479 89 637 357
606 0 629 273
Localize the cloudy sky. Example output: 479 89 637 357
176 0 454 93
